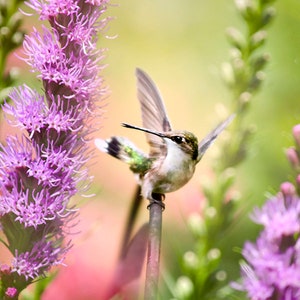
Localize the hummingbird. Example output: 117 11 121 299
95 68 234 209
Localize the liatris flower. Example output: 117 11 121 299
0 0 108 297
236 182 300 299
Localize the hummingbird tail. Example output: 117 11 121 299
95 137 151 175
95 137 131 162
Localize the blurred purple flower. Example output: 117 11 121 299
5 287 17 298
236 182 300 299
0 0 108 296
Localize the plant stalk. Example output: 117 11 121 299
144 194 164 300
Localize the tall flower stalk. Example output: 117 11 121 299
171 0 276 299
0 0 109 298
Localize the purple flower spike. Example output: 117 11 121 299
236 182 300 299
12 239 70 280
0 0 109 296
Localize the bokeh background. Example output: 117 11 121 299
2 0 300 299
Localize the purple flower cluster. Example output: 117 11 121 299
238 183 300 299
237 125 300 300
0 0 108 297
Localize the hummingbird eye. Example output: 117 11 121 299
172 136 184 144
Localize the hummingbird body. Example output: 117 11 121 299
95 68 234 205
142 131 198 196
95 132 197 200
142 141 196 196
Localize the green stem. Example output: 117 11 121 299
144 195 163 300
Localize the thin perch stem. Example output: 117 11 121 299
144 194 164 300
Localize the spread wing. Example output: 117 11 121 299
136 68 172 157
197 114 235 162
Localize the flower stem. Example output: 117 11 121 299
144 194 164 300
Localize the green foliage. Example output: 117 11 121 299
20 274 57 300
0 0 25 104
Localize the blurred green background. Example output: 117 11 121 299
2 0 300 299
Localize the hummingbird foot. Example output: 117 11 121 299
147 193 165 210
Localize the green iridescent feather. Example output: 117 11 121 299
123 145 153 176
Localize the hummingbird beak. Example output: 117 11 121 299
122 123 165 138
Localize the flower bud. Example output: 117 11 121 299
221 62 235 87
286 147 300 170
250 30 267 50
183 251 199 270
205 206 217 219
239 91 252 108
174 276 194 299
293 124 300 148
187 213 206 237
262 6 276 26
216 270 227 281
207 248 221 262
226 27 246 50
0 26 10 38
222 167 236 185
235 0 259 21
0 264 11 275
250 53 270 72
12 31 24 47
5 287 18 298
249 71 265 90
280 182 295 196
7 12 22 32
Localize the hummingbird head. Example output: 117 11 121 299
122 123 199 161
163 131 199 161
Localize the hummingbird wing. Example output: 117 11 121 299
197 114 235 162
136 68 172 158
